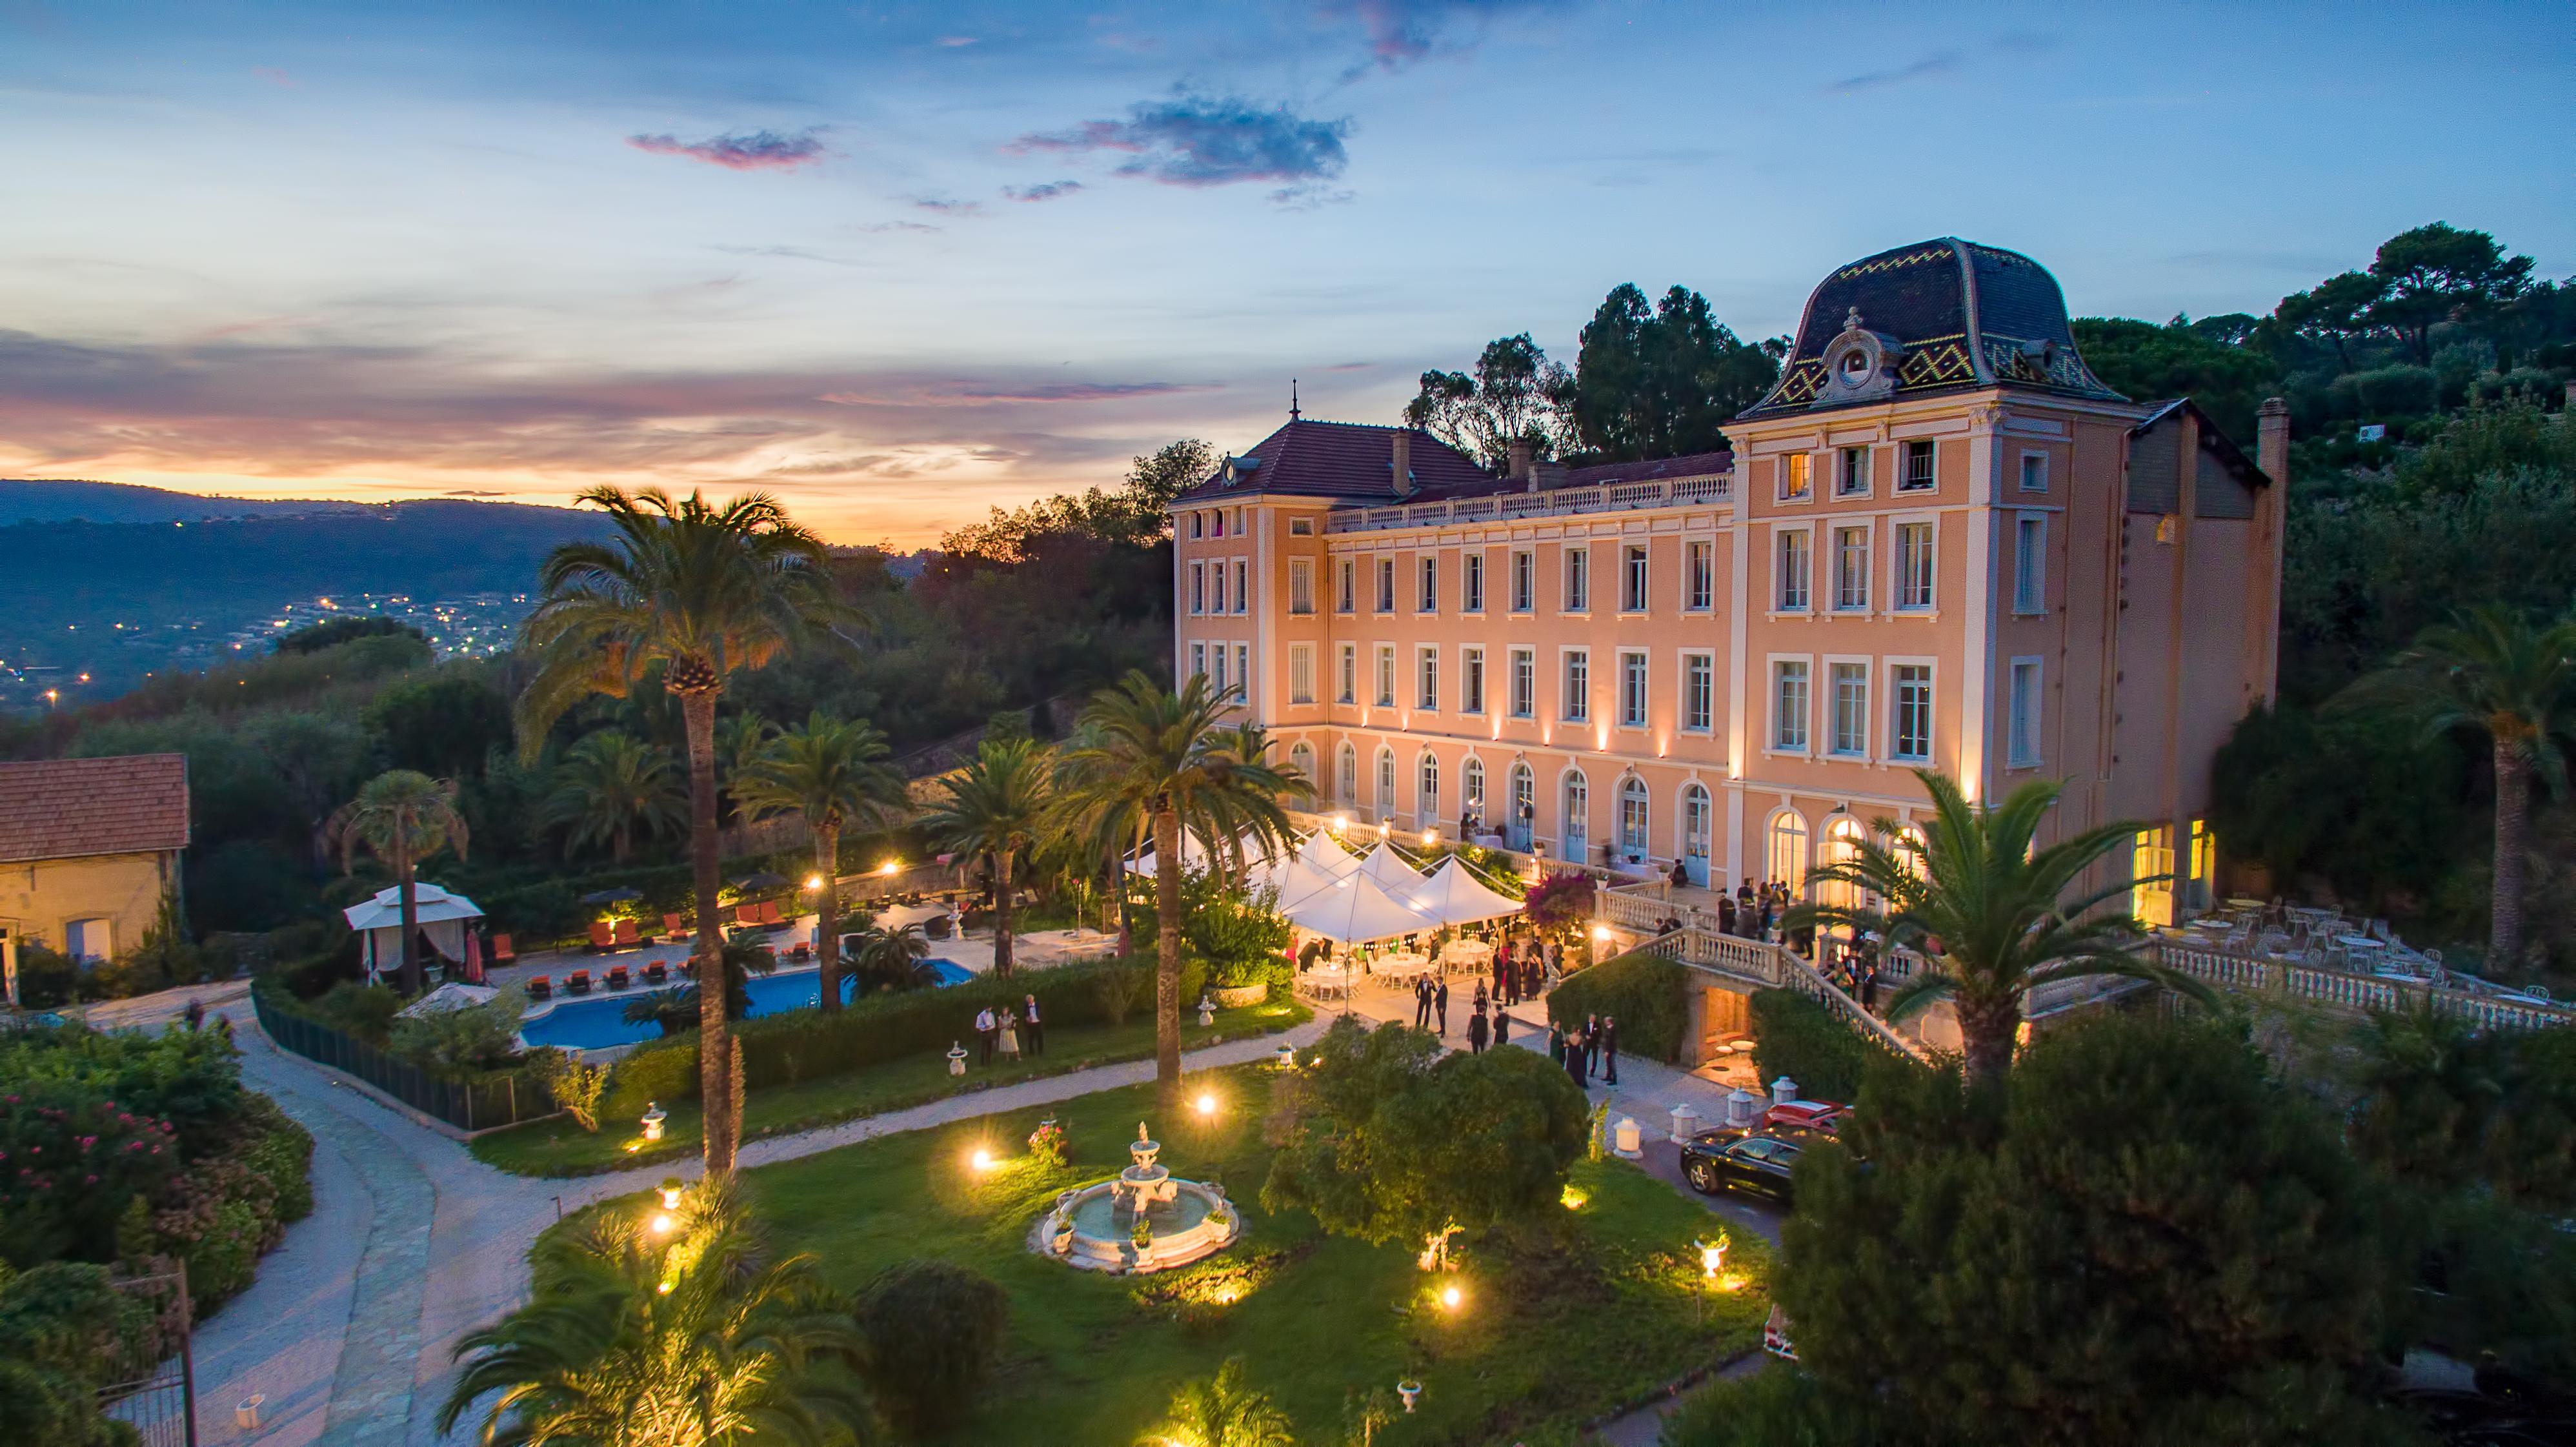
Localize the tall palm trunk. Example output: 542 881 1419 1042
814 818 841 1014
395 836 422 995
2492 743 2531 975
991 849 1016 978
681 689 738 1175
1152 804 1183 1108
1959 994 2021 1095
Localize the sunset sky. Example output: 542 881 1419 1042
5 0 2570 545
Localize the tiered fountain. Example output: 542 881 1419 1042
1032 1122 1241 1273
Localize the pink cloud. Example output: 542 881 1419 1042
627 127 829 172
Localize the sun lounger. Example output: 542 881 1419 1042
490 933 516 964
663 913 691 942
605 964 630 990
567 970 592 995
526 975 550 1000
587 920 615 952
612 918 641 949
643 961 668 986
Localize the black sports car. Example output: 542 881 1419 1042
1680 1130 1802 1204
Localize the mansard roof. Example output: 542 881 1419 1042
1171 420 1493 506
1740 238 2126 420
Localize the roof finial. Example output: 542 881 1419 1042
1289 378 1300 421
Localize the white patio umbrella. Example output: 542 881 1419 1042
1280 870 1439 946
1403 856 1527 927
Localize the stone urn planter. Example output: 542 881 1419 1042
1213 982 1268 1008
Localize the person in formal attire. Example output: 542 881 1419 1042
1549 1022 1568 1066
1600 1014 1620 1086
1718 894 1738 935
1467 1000 1489 1054
1669 857 1689 888
1434 978 1451 1036
1413 975 1433 1030
1860 964 1880 1013
1582 1013 1602 1080
997 1007 1021 1061
1023 994 1045 1056
1543 938 1564 987
1492 950 1511 1007
1494 1002 1511 1049
1564 1024 1589 1089
974 1005 998 1066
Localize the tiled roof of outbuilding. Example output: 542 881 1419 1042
0 754 192 864
1171 420 1493 505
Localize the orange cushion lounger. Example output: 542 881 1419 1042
588 920 616 951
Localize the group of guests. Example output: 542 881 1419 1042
1548 1013 1619 1087
1412 974 1526 1056
969 995 1046 1066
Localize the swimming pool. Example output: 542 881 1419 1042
519 958 976 1052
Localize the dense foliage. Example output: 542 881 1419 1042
1545 950 1689 1062
852 1258 1010 1434
1746 988 1874 1102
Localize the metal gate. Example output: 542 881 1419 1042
100 1265 197 1447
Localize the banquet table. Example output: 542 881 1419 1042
1372 955 1436 983
1441 940 1494 973
1300 966 1356 1000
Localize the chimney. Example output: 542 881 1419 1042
2256 397 2290 488
1507 438 1534 485
1390 429 1413 498
1530 461 1567 493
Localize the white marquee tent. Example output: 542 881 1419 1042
1356 839 1429 893
1294 830 1363 879
1279 869 1439 945
342 882 485 983
1401 857 1527 927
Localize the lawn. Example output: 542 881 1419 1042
471 1001 1312 1177
732 1063 1769 1446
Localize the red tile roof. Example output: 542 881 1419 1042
1560 450 1735 489
1172 420 1494 505
0 754 191 864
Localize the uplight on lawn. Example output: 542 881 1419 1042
650 1210 675 1235
1439 1283 1465 1313
1194 1091 1218 1118
1560 1184 1588 1211
971 1148 996 1173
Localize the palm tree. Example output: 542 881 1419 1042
438 1176 867 1447
1140 1357 1296 1447
734 713 903 1013
516 486 858 1177
326 769 469 996
1056 673 1303 1106
540 731 687 864
841 921 932 996
921 737 1054 978
1784 769 2211 1092
2342 603 2576 975
714 711 779 825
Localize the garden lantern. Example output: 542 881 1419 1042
1398 1379 1422 1413
948 1041 968 1077
657 1179 684 1211
639 1102 666 1142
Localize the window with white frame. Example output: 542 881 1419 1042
1562 771 1589 851
1511 549 1534 612
1618 650 1648 728
1289 516 1314 536
1829 662 1868 756
1189 562 1205 614
1374 645 1396 707
1189 511 1205 540
1622 545 1648 612
1376 558 1395 612
1376 747 1397 814
1418 554 1438 613
1416 645 1439 711
1509 647 1535 718
1685 540 1714 611
1233 560 1248 613
1902 438 1937 491
1564 545 1590 612
2018 451 2048 492
1833 526 1870 611
1462 646 1485 714
1210 564 1227 614
1336 558 1355 613
1189 641 1207 679
1337 742 1358 802
1290 740 1314 785
1897 522 1935 609
1289 559 1314 615
1772 660 1810 751
1563 649 1590 722
1780 452 1813 501
1837 445 1871 497
1682 653 1714 732
64 917 111 963
1767 810 1810 889
1417 752 1439 822
1617 776 1649 856
2013 514 2046 613
1462 757 1485 818
1776 529 1811 611
1232 643 1249 702
1209 509 1224 538
1210 645 1227 698
1891 663 1933 762
1462 553 1484 612
2008 658 2042 765
1337 643 1357 705
1510 764 1533 831
1289 644 1315 705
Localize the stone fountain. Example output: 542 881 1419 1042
1031 1121 1241 1273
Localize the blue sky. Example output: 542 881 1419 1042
2 0 2569 542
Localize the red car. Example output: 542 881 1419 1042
1759 1099 1849 1140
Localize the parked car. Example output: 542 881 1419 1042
1680 1129 1803 1203
1761 1098 1849 1139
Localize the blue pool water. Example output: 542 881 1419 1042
521 959 976 1051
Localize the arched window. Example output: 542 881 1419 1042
1417 751 1440 824
1680 784 1713 875
1462 758 1486 822
1562 769 1590 857
1766 808 1810 892
1509 762 1535 848
1337 742 1358 804
1617 775 1650 858
1289 742 1316 791
1375 747 1397 820
1895 822 1929 880
1818 813 1867 908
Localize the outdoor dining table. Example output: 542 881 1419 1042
1373 955 1436 983
1300 966 1356 1000
1442 940 1494 973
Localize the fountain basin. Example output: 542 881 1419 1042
1031 1179 1242 1274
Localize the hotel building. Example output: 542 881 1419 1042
1171 239 2288 924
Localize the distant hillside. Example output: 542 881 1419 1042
0 478 372 525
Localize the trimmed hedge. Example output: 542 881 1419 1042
1545 951 1690 1062
1747 988 1875 1102
601 955 1207 1119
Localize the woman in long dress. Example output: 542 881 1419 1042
998 1006 1022 1061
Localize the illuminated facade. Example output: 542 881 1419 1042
1172 239 2287 918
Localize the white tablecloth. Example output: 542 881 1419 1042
1442 940 1494 971
1300 966 1355 998
1373 956 1436 983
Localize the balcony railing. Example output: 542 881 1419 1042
1325 473 1733 534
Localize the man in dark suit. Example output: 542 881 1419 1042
1413 975 1433 1031
1434 978 1451 1037
1600 1015 1620 1086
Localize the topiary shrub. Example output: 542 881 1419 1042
854 1259 1009 1434
1545 950 1689 1061
1747 988 1874 1101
